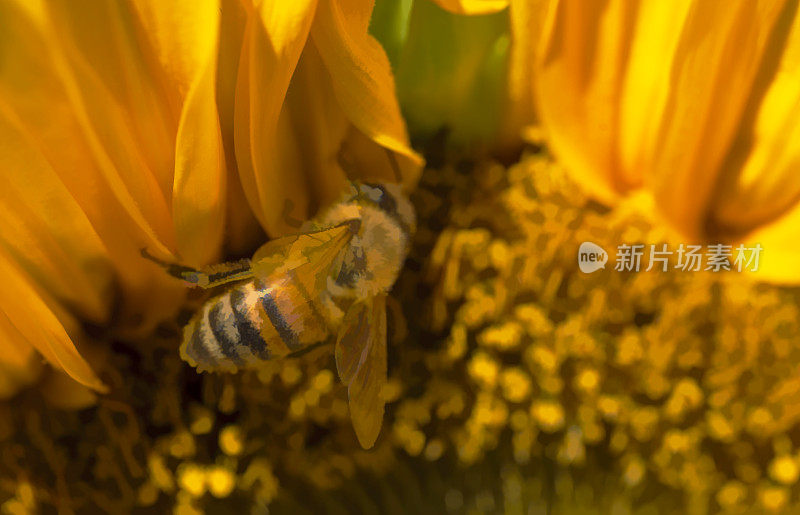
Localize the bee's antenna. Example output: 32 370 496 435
140 247 201 283
140 247 172 267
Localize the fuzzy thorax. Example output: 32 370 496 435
317 183 414 300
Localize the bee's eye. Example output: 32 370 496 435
360 184 383 202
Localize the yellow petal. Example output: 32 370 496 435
0 103 112 323
173 55 227 266
647 1 790 240
718 6 800 283
135 1 269 263
0 1 174 254
0 312 42 399
745 204 800 284
233 0 320 236
312 0 423 189
1 1 189 332
218 0 266 256
536 0 644 204
535 0 794 242
49 0 179 203
430 0 509 15
274 44 351 213
134 1 229 265
501 0 548 148
711 5 800 234
33 0 178 251
0 249 106 393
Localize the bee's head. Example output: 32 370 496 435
324 181 415 297
352 182 415 237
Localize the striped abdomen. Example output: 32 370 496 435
181 272 332 372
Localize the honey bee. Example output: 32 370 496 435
142 182 414 448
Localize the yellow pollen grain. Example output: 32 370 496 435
137 482 159 507
312 370 334 393
514 304 552 337
748 407 773 433
303 389 320 407
280 365 303 386
574 369 599 393
424 439 444 461
174 502 203 515
759 486 788 511
500 368 532 403
447 323 468 360
468 352 499 387
597 395 622 421
207 466 236 498
17 481 34 508
530 400 564 433
706 411 735 442
169 431 196 459
289 396 306 419
147 452 175 491
488 240 511 269
716 481 746 508
529 346 558 372
189 407 214 435
623 458 645 486
177 464 206 498
479 322 522 350
219 425 243 456
380 380 403 402
769 456 800 485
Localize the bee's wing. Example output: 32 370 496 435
251 224 353 286
335 294 387 448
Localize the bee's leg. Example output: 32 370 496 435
140 248 253 289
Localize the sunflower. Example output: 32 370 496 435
0 0 421 398
531 0 800 282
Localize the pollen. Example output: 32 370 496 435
170 431 197 458
706 411 736 442
219 426 244 456
189 406 214 435
148 452 175 491
500 368 532 403
573 368 599 394
177 464 206 498
478 322 523 350
716 481 746 508
530 400 565 433
468 352 499 387
759 486 789 512
312 370 334 393
280 364 303 386
623 457 646 486
206 466 236 498
528 345 558 372
769 456 800 485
